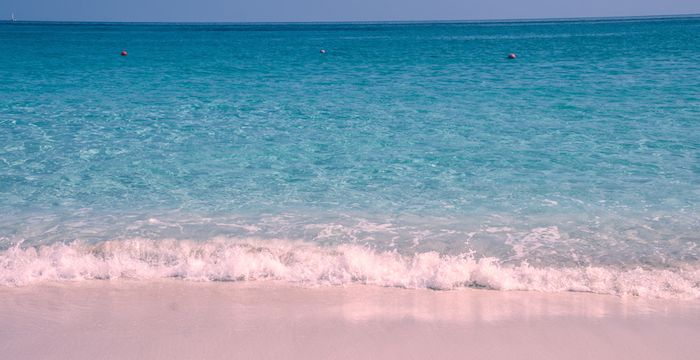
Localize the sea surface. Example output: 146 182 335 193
1 17 699 298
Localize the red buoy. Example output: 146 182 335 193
507 53 517 59
121 50 128 57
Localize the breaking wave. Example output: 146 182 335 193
1 238 698 299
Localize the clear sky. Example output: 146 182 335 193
2 0 699 22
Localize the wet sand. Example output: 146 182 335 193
1 281 699 359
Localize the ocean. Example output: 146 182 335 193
1 17 698 298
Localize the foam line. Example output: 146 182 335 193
1 238 698 299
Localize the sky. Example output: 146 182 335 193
2 0 699 22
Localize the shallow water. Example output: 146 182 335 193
1 17 699 296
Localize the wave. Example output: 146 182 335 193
1 238 698 299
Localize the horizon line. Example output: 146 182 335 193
3 12 699 25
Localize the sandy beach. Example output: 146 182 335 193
3 12 700 360
1 281 698 359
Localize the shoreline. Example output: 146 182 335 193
3 239 697 298
1 280 699 359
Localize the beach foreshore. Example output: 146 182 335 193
1 281 698 359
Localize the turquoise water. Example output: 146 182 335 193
1 18 699 296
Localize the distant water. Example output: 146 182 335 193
1 17 699 297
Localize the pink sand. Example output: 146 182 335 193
1 281 699 359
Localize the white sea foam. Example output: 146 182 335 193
1 238 698 299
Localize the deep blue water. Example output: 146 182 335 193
0 17 698 294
